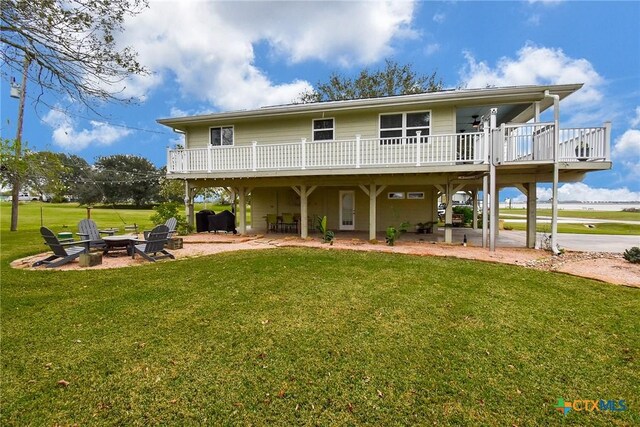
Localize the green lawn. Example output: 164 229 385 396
1 204 639 425
503 221 640 235
500 208 640 221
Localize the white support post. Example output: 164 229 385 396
300 185 308 238
369 183 377 241
238 187 246 234
207 144 212 173
301 138 307 170
355 134 361 168
472 189 478 230
489 107 498 252
482 176 488 248
252 141 257 171
298 185 317 238
415 130 422 166
184 180 195 228
526 183 537 249
444 182 453 244
604 121 611 161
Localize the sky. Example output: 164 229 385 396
1 0 639 202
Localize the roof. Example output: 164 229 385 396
157 83 583 130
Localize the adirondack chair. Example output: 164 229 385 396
143 217 177 239
132 224 175 262
76 219 115 249
33 227 90 268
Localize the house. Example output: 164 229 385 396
157 84 611 251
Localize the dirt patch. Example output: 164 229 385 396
11 233 639 287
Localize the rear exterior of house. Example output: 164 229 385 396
157 84 611 250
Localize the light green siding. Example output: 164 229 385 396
185 106 457 149
250 185 437 233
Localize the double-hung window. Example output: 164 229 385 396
379 111 430 143
210 126 234 146
313 118 334 141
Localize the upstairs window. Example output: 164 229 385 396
313 118 334 141
379 111 430 142
210 126 234 146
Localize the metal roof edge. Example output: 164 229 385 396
156 83 584 128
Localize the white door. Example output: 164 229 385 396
339 190 355 230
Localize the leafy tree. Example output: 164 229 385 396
157 166 184 203
94 154 160 207
299 59 443 103
0 140 64 200
1 0 149 228
1 0 149 109
55 153 93 200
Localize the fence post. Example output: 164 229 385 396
207 144 212 172
252 141 257 171
301 138 306 170
604 121 611 161
415 131 422 166
355 134 361 168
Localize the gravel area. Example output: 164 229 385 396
12 233 640 288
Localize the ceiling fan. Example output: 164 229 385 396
467 115 481 128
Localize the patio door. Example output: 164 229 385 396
339 190 355 230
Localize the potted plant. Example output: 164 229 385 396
575 141 590 161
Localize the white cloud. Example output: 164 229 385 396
459 44 605 106
514 183 640 202
630 106 640 128
115 0 417 111
42 108 132 151
424 43 440 56
612 129 640 180
433 13 446 23
613 129 640 158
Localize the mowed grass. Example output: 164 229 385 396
503 221 640 235
1 204 639 425
500 208 640 221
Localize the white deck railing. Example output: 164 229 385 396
167 124 610 174
167 133 486 174
501 122 610 163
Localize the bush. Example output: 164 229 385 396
150 202 192 235
453 206 473 225
623 247 640 263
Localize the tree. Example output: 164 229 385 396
157 167 185 203
1 0 149 109
55 153 93 201
299 60 444 103
2 0 149 229
94 154 160 207
0 140 64 200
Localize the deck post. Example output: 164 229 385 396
482 176 488 248
545 90 560 254
369 183 377 241
300 185 308 238
184 180 195 228
444 183 453 244
238 187 246 234
604 121 611 161
415 131 422 166
355 134 361 168
252 141 257 171
472 189 478 230
301 138 306 170
489 108 498 252
526 182 537 248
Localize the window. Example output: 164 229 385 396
379 111 430 142
313 118 334 141
210 126 234 146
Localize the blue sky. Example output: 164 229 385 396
2 0 639 201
